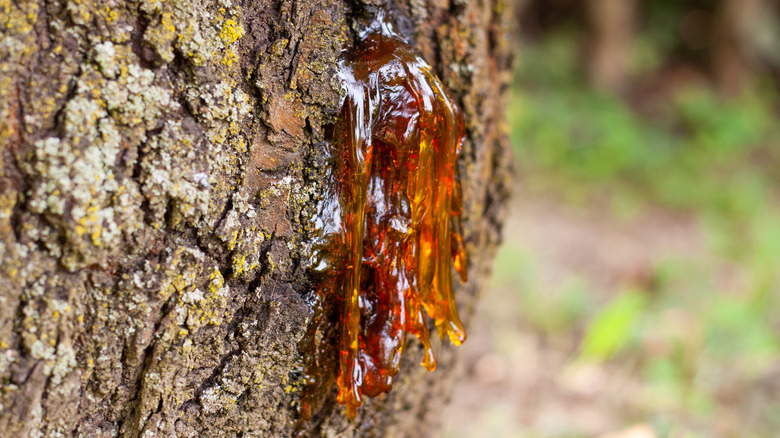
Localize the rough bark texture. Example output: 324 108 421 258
0 0 512 436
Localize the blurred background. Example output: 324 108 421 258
441 0 780 437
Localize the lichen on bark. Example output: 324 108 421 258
0 0 511 436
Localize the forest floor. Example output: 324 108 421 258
441 186 736 438
438 36 780 437
441 179 780 438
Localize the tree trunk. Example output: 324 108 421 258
0 0 512 436
586 0 637 93
714 0 765 96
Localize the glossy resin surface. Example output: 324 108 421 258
301 10 468 420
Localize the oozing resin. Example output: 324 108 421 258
302 10 468 420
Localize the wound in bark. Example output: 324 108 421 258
300 9 468 420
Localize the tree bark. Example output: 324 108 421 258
0 0 512 436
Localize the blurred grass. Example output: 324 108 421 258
495 31 780 437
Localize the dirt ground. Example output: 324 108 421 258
438 184 709 438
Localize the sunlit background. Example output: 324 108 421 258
442 0 780 437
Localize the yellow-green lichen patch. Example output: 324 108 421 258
144 12 177 64
178 267 229 331
15 54 180 268
0 1 38 36
183 82 251 142
93 41 119 78
25 131 122 268
219 18 244 46
116 245 233 436
0 0 42 148
138 121 210 230
102 63 178 128
12 272 84 414
181 79 252 224
214 191 268 280
65 0 93 25
200 384 239 415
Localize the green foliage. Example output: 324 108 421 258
579 290 646 361
512 36 778 224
